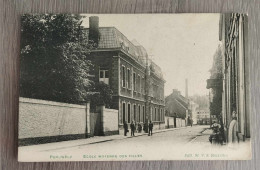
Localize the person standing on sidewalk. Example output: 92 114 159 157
130 121 136 136
148 120 153 136
123 121 128 136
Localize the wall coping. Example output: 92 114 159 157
19 97 86 109
104 108 118 112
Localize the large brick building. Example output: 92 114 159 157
85 16 165 132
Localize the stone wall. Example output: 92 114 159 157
19 97 87 146
19 98 120 146
165 116 174 128
165 116 186 128
97 106 119 135
176 118 186 128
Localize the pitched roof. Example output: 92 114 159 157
84 27 147 66
150 61 164 80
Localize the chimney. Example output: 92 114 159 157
185 79 188 98
89 16 100 47
172 89 180 96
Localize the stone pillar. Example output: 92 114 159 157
85 102 91 138
100 105 105 135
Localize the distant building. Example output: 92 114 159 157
190 101 199 125
218 13 250 142
85 16 165 132
197 110 211 125
165 89 189 124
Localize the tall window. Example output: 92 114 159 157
157 108 160 121
138 105 141 122
122 66 126 87
143 106 145 122
127 68 131 89
151 107 153 121
133 72 136 91
160 109 163 121
128 103 131 123
142 77 145 94
99 69 109 84
133 104 136 121
122 103 126 123
155 108 157 121
137 75 141 93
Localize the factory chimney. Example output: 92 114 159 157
185 79 188 99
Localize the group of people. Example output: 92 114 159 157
123 120 154 136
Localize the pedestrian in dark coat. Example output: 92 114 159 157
148 120 153 136
123 121 128 136
130 121 136 136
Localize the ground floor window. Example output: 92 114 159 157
128 103 131 123
133 104 136 122
143 106 145 122
138 105 141 122
160 108 163 121
122 103 126 123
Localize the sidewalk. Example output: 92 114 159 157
189 128 212 145
19 126 189 152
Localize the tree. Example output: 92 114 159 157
87 82 114 110
190 95 209 110
209 45 223 117
20 14 94 104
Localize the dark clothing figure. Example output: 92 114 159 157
130 121 136 136
148 121 153 136
123 121 128 136
137 123 142 133
188 116 193 127
143 122 148 133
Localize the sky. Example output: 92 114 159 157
82 14 221 97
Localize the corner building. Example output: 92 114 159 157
219 13 250 142
86 16 165 133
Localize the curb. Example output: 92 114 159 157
41 126 190 152
102 126 189 141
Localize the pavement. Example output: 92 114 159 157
18 125 251 161
19 126 193 153
188 128 213 145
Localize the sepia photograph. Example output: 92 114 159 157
18 13 251 162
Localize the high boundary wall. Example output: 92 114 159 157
165 116 174 128
165 116 186 129
19 98 119 146
19 97 88 146
97 106 119 135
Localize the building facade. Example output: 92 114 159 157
196 109 217 125
165 89 189 126
86 16 165 133
190 101 199 125
219 13 250 142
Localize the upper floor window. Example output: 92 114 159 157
122 66 126 87
142 77 145 94
127 68 131 89
99 69 109 84
133 72 136 91
137 74 141 93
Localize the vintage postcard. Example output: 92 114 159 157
18 13 251 162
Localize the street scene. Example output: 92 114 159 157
18 14 251 161
19 125 250 161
